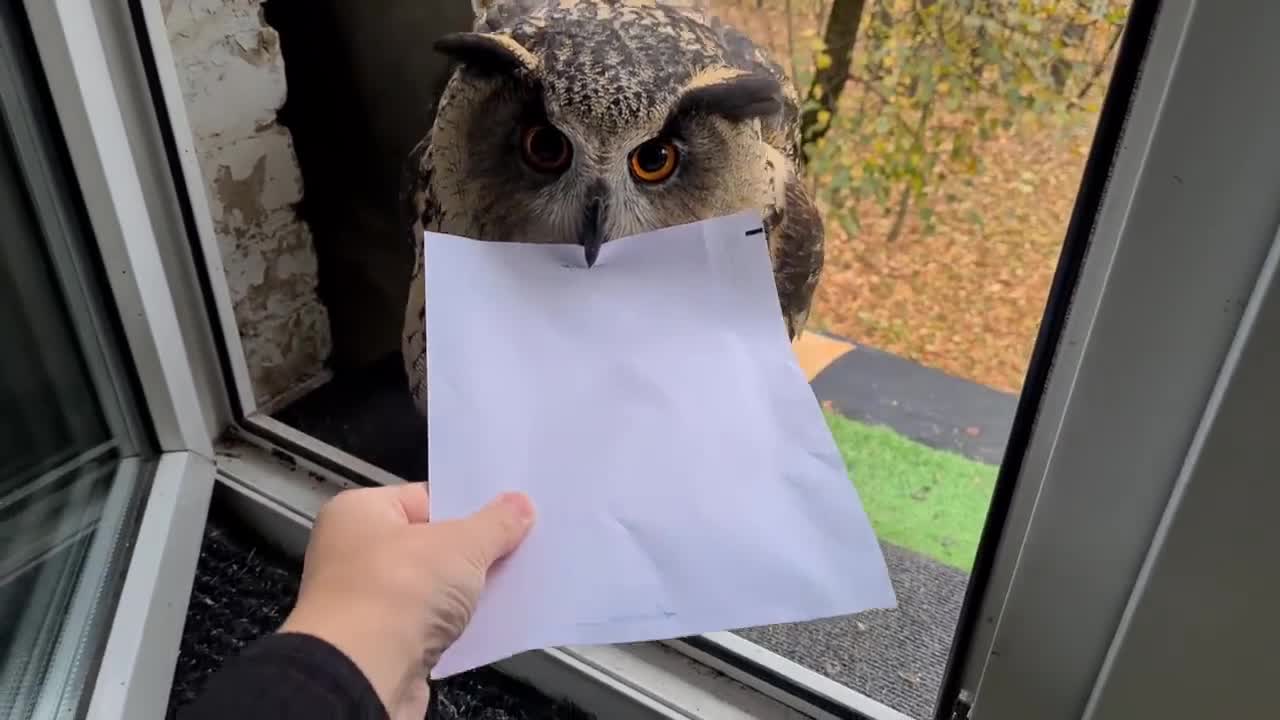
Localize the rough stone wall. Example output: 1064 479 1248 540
163 0 331 406
265 0 473 371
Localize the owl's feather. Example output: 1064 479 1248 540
400 0 825 417
400 131 433 414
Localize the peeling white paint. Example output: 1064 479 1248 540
163 0 331 405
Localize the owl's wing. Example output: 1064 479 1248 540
401 132 435 256
770 175 825 340
400 131 434 416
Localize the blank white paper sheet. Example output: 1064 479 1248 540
424 210 897 679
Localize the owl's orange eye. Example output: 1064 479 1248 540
520 125 572 173
629 139 679 183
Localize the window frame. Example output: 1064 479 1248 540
0 1 145 463
1081 196 1280 720
21 0 216 458
17 0 1280 718
957 2 1280 718
14 0 221 718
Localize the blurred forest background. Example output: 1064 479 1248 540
710 0 1130 393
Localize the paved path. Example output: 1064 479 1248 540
796 331 1017 465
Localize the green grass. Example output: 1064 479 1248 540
824 409 997 572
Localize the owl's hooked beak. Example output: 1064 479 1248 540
579 198 604 268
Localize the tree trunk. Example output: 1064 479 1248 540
885 182 913 244
799 0 869 158
1075 22 1123 101
968 0 990 78
905 0 938 99
1050 21 1089 92
861 0 893 85
886 95 934 243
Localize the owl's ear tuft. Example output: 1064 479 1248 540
435 32 540 76
674 70 783 123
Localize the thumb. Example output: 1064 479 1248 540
455 492 536 570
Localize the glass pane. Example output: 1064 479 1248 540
0 109 110 494
154 0 1134 716
0 458 156 720
710 1 1134 715
0 3 155 718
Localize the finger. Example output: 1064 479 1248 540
453 492 535 569
391 481 431 524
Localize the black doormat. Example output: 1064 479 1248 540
166 495 592 720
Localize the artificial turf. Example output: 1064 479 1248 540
824 409 998 572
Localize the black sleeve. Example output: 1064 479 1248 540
177 632 390 720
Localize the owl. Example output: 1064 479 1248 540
400 0 825 417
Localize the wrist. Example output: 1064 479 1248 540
279 602 417 714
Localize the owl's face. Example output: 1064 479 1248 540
426 1 793 264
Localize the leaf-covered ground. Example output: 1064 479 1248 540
808 117 1096 394
709 0 1113 394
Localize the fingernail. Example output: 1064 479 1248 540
501 492 534 525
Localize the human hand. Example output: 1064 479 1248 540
278 483 535 720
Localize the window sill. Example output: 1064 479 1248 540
213 435 909 720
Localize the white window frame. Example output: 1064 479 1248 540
15 0 1280 718
960 2 1280 719
16 1 221 719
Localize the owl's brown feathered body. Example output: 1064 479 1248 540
401 0 825 416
